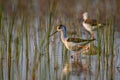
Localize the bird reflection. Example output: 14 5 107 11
80 43 98 55
70 42 98 62
61 61 90 80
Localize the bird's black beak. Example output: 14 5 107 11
49 31 58 37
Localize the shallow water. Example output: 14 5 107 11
0 22 120 80
1 0 120 79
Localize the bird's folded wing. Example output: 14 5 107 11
67 38 95 43
84 19 98 26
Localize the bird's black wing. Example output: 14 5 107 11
85 19 98 26
67 38 95 43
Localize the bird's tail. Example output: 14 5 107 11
100 22 110 27
94 23 107 30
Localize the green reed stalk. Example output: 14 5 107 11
95 20 102 80
38 53 44 80
0 2 3 79
7 19 12 80
105 19 110 80
15 37 20 80
103 19 107 80
17 17 24 80
31 26 39 80
52 37 58 80
108 20 112 80
89 47 92 80
0 43 3 80
31 41 37 80
46 0 53 62
8 7 17 80
25 22 29 80
0 1 3 32
102 23 106 80
109 19 115 80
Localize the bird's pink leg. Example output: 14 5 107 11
78 45 89 49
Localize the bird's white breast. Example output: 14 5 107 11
63 40 81 51
82 22 92 32
64 41 74 50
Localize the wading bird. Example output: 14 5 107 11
50 25 95 54
82 12 106 39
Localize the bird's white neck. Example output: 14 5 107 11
83 12 88 20
83 16 88 21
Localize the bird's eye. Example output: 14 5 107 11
58 26 61 29
57 25 63 30
59 25 63 29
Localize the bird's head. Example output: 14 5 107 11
49 24 66 37
57 24 66 32
83 12 88 20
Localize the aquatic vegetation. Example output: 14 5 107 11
0 0 119 80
